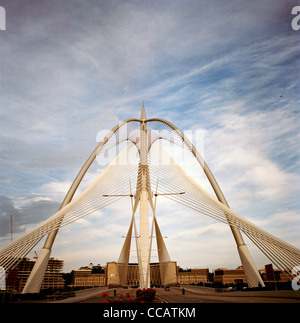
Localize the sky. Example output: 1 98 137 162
0 0 299 273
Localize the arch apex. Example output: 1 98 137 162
141 102 146 120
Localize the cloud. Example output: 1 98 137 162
38 181 73 203
203 106 300 209
0 0 299 272
0 195 60 241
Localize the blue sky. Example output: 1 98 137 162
0 0 299 272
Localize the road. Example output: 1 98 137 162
155 286 300 303
52 286 109 303
52 286 300 303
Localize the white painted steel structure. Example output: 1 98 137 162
0 104 299 292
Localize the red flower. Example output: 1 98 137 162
101 292 109 298
135 288 156 302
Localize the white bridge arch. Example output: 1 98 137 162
0 104 299 293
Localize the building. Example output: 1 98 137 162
43 257 65 290
177 268 209 285
8 257 64 292
70 269 106 288
105 262 212 287
68 260 293 290
125 262 162 287
213 266 246 285
69 262 107 288
106 261 178 287
260 268 290 283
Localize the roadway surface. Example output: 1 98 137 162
52 286 300 303
155 286 300 303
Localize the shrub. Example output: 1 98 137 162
135 288 156 302
100 288 156 303
101 291 135 303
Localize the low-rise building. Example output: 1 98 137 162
260 268 290 283
70 269 106 287
68 262 292 289
106 261 178 287
213 266 246 285
177 268 209 285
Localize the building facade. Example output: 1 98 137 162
260 268 290 283
213 266 247 285
8 257 64 291
106 262 178 287
81 263 211 287
177 268 209 285
70 269 106 288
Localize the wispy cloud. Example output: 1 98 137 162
0 0 299 271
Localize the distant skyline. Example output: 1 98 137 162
0 1 299 273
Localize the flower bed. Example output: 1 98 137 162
101 291 134 303
100 288 156 303
135 288 156 302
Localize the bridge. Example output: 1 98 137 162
0 104 299 293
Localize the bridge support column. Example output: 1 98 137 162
227 218 265 287
237 243 265 287
139 190 150 289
